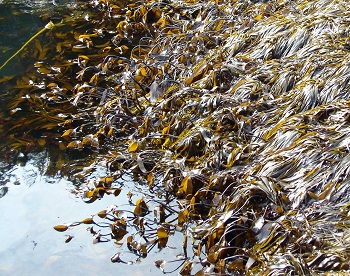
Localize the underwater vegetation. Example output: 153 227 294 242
2 0 350 274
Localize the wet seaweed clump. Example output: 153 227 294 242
2 0 350 274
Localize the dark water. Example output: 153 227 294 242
0 1 175 275
0 1 51 75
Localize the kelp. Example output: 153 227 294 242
2 0 350 274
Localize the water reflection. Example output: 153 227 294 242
0 1 185 274
0 151 169 275
0 186 8 198
0 153 114 274
0 1 150 274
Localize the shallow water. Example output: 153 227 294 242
0 152 172 275
0 1 177 274
0 153 120 275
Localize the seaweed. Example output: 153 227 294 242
1 0 350 274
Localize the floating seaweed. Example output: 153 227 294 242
2 0 350 274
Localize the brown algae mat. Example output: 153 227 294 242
1 0 350 274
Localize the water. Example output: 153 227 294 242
0 1 178 274
0 152 167 275
0 153 119 275
0 1 53 75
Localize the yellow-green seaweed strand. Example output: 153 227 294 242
0 21 55 70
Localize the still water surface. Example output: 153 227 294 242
0 1 174 275
0 152 167 275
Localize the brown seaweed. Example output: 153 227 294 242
2 0 350 274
